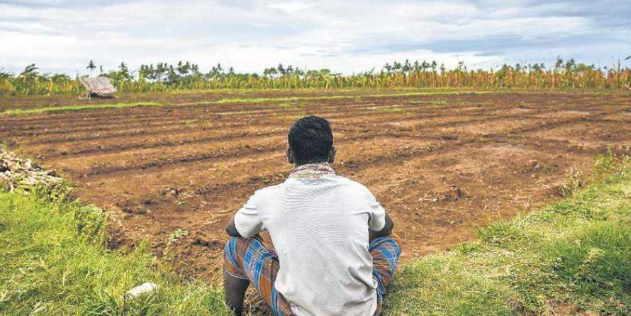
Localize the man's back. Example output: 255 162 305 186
223 116 400 316
234 164 386 315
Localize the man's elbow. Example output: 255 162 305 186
226 229 241 238
383 217 394 235
225 222 242 238
371 221 394 240
383 222 394 236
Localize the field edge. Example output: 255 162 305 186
1 153 630 315
385 154 631 315
0 189 230 315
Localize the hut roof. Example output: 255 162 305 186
79 77 117 95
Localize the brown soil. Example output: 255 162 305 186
1 90 630 281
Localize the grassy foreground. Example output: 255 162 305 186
0 193 228 315
1 156 630 315
385 155 631 315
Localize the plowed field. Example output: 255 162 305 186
2 90 630 280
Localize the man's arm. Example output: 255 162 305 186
225 216 243 238
225 190 265 238
369 212 394 241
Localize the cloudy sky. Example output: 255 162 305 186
0 0 630 75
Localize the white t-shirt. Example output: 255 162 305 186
234 163 386 316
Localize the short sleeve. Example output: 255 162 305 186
366 190 386 231
234 192 265 238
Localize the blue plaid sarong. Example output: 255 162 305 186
224 234 402 315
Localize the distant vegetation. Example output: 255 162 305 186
1 58 630 96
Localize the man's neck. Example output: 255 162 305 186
289 162 335 179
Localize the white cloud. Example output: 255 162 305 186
267 1 313 13
0 0 629 75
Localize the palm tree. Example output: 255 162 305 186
87 60 96 74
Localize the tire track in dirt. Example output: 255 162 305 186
1 100 380 133
509 110 627 135
2 102 371 141
75 134 434 177
78 136 452 229
131 111 623 229
1 92 563 135
35 109 548 164
116 133 600 258
2 93 451 129
16 102 595 171
6 90 578 136
12 100 558 154
1 98 457 137
185 132 604 199
5 106 415 145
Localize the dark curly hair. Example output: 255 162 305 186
288 116 333 165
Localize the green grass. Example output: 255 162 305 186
277 102 305 109
214 90 490 105
2 90 492 116
1 154 630 315
0 191 229 316
372 106 407 114
429 100 449 107
3 102 162 116
384 155 631 315
212 93 381 105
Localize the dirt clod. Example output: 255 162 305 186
193 232 222 249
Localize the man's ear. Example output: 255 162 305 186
286 147 295 164
328 146 336 164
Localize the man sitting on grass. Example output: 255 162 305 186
223 116 401 316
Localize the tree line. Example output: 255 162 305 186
1 57 630 96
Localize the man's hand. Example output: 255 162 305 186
369 212 394 241
225 216 243 238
